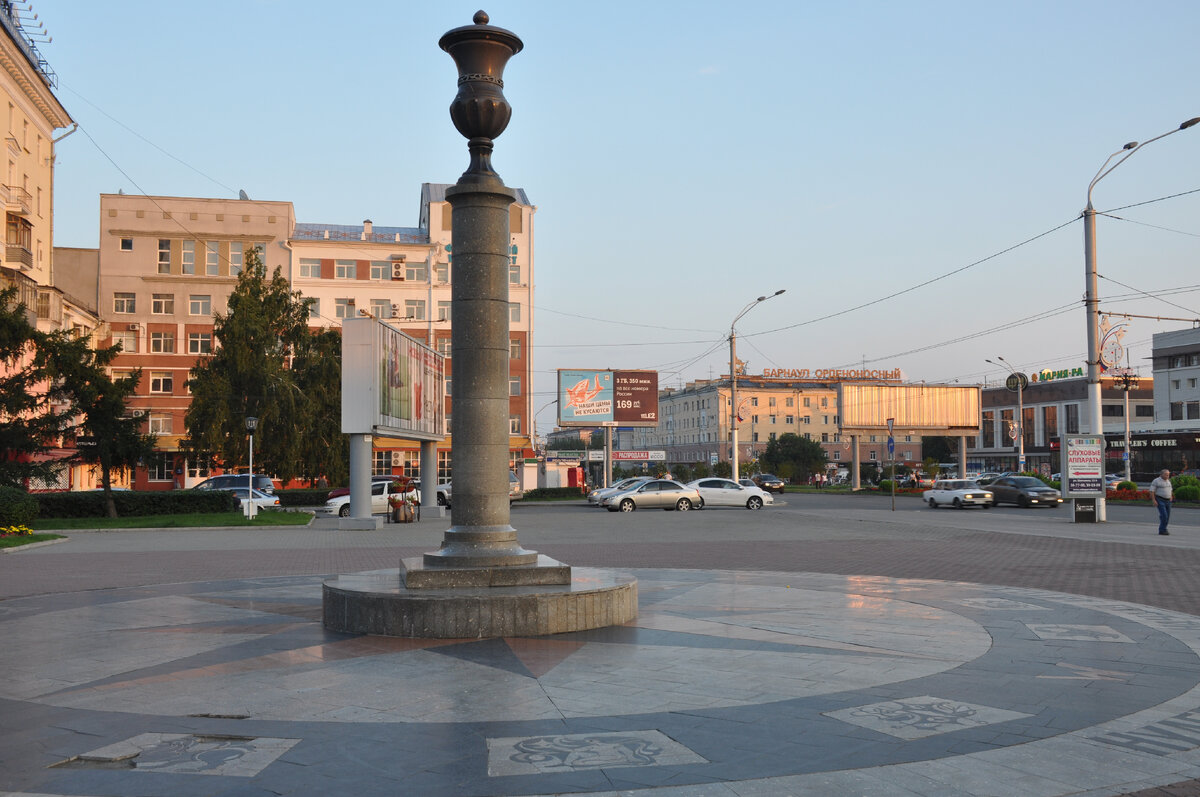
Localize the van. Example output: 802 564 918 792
193 474 275 494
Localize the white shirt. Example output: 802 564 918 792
1150 476 1173 500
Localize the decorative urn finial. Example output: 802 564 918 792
439 10 524 181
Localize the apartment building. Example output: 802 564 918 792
636 376 922 472
95 186 536 488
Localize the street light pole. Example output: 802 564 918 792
1083 116 1199 521
987 358 1024 473
245 416 258 520
1113 366 1140 483
729 289 785 482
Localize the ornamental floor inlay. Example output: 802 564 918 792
823 695 1033 739
55 732 300 776
486 730 707 776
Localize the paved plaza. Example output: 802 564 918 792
3 494 1200 796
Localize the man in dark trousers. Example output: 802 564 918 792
1150 469 1174 535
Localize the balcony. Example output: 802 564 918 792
1 185 31 215
6 244 32 268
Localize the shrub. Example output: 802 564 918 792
1116 481 1138 492
523 487 584 501
1172 475 1200 492
1176 485 1200 502
36 490 238 518
878 479 894 492
0 486 38 526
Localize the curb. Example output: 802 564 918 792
1 536 69 554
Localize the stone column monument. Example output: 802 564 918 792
322 12 637 637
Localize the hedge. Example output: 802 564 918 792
35 490 238 519
0 486 38 525
522 487 585 501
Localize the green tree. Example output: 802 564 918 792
291 327 348 486
0 287 71 488
713 460 732 479
184 249 315 484
45 332 156 517
921 436 956 464
761 433 827 482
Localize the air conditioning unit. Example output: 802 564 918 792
132 409 147 418
389 254 407 261
127 324 139 331
391 262 405 280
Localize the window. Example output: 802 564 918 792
189 294 211 315
786 397 794 407
803 397 810 408
370 299 392 319
509 376 521 396
229 242 243 275
435 261 450 283
113 292 136 313
403 299 426 320
334 298 355 319
149 331 175 353
150 372 174 393
1136 405 1154 418
252 243 265 266
903 451 912 460
751 397 758 407
300 258 320 278
751 415 759 424
158 239 171 274
120 237 133 251
151 293 174 314
869 435 877 442
372 450 393 475
335 259 356 279
308 298 320 319
147 454 171 482
438 449 452 481
768 397 776 407
509 416 521 433
112 330 137 353
802 415 811 424
187 333 212 354
206 241 220 275
821 397 829 407
769 414 777 424
181 241 195 274
407 261 427 282
786 415 794 424
1102 404 1124 417
367 261 387 280
833 451 841 461
1172 380 1181 390
509 263 520 284
1191 378 1198 389
509 302 520 323
869 450 877 461
1065 403 1079 434
1190 402 1200 421
904 435 912 442
510 339 521 359
1171 402 1184 421
148 414 173 434
434 337 451 357
437 301 451 322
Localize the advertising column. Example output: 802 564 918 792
1063 435 1105 523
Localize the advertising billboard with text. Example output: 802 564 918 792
838 383 980 434
557 369 659 427
341 317 445 440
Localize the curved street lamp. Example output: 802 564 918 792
729 289 785 482
985 358 1025 473
1082 115 1199 520
245 416 258 519
1112 369 1141 483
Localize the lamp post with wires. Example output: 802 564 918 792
1112 365 1140 483
986 358 1026 472
1083 116 1200 521
729 289 785 482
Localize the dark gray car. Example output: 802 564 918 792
193 474 275 494
988 476 1062 508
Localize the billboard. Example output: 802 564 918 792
1062 435 1104 497
341 317 446 440
557 369 659 427
838 383 980 434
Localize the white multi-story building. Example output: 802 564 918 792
1153 327 1200 429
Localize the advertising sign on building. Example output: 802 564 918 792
557 369 659 427
1063 435 1104 497
612 450 666 461
341 317 446 440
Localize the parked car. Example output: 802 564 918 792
587 477 652 506
602 479 701 512
1104 473 1124 488
320 478 416 517
975 472 1001 485
327 475 417 502
686 477 773 510
750 473 786 493
988 476 1062 508
923 479 993 509
227 487 281 513
193 473 275 494
738 478 758 489
437 471 522 508
901 475 935 488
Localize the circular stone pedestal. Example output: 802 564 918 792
323 568 637 638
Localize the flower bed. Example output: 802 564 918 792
1 525 34 536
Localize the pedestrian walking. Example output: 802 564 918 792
1150 469 1174 535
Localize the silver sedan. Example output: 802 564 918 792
603 479 701 512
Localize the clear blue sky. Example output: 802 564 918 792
44 1 1200 434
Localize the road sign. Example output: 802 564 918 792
1005 373 1029 392
887 436 895 457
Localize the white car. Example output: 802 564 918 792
686 477 774 510
587 477 652 506
923 479 993 509
321 479 414 517
226 487 280 516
